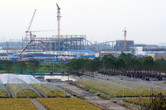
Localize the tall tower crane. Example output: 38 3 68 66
123 28 127 51
26 9 37 41
25 30 55 39
56 3 61 39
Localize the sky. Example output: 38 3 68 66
0 0 166 45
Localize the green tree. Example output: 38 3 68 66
154 59 166 73
115 58 125 70
143 56 154 71
17 62 27 74
85 57 102 72
28 60 40 73
119 53 135 70
102 54 116 70
66 58 83 76
149 93 166 110
4 61 13 73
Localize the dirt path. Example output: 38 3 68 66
29 98 47 110
54 82 129 110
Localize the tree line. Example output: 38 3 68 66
66 53 166 80
1 53 166 80
0 60 40 73
0 60 66 73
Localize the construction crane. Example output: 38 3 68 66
25 30 55 33
56 3 61 39
19 9 37 60
123 28 127 51
25 9 37 42
25 30 55 39
27 9 37 32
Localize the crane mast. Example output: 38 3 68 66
20 9 36 59
27 9 37 41
123 28 127 51
24 9 37 45
27 9 37 32
56 3 61 39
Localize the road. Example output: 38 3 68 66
54 82 129 110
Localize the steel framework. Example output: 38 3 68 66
22 35 95 51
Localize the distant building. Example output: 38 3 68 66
148 53 166 60
0 53 9 60
114 40 134 51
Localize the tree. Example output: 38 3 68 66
149 93 166 110
119 53 135 70
102 54 116 70
91 57 102 72
115 58 125 70
84 57 102 72
4 61 13 73
143 56 154 71
28 60 40 73
154 59 166 73
17 62 27 74
66 58 83 76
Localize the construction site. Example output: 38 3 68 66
17 4 93 56
21 4 132 52
1 4 166 62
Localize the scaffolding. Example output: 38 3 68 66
22 35 95 51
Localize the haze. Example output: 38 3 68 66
0 0 166 44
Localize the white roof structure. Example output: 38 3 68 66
0 74 40 84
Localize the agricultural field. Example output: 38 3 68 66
76 78 166 97
109 79 166 96
123 98 152 106
123 97 166 109
4 82 70 98
76 80 137 97
6 83 40 98
0 89 10 98
0 98 37 110
0 81 10 98
37 98 101 110
31 83 70 98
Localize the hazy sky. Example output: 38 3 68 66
0 0 166 44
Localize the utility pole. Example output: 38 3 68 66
123 28 127 51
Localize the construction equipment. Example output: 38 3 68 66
56 3 61 39
25 9 37 42
27 9 37 33
123 28 127 51
25 30 55 39
20 9 37 60
19 30 55 59
19 40 48 58
56 3 61 51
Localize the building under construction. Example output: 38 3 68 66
23 35 95 51
20 4 96 53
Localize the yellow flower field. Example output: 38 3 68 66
37 98 101 110
0 98 37 110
